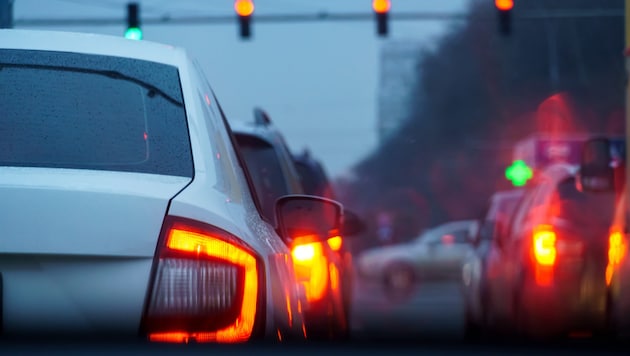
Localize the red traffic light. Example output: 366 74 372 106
495 0 514 11
235 0 254 17
372 0 391 14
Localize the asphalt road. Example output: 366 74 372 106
347 272 629 354
350 277 466 342
2 267 629 354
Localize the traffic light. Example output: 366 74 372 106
372 0 390 37
125 2 142 40
495 0 513 36
505 160 533 187
235 0 254 40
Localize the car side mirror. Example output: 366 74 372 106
577 137 615 193
275 194 342 246
342 209 366 237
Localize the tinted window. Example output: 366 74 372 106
451 228 471 244
479 193 523 241
553 177 615 228
294 160 332 197
0 49 192 177
235 134 289 221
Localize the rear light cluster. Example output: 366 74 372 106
290 239 328 303
531 224 587 286
143 218 261 344
531 224 557 286
606 230 627 286
533 224 557 266
327 235 343 252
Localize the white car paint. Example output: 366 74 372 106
0 29 305 340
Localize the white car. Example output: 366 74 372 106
357 220 478 297
0 29 343 343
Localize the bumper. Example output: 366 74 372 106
520 264 608 333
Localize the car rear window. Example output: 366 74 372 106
553 177 615 228
0 49 192 177
235 133 289 221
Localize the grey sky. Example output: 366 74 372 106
12 0 470 177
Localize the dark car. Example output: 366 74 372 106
462 188 525 337
483 163 616 339
292 149 364 324
231 108 350 340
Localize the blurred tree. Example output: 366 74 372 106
345 0 624 246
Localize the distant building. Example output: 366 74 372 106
377 40 423 143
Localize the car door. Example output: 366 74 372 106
430 225 476 280
486 186 538 321
412 231 442 281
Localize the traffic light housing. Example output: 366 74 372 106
495 0 513 36
235 0 254 40
372 0 390 37
125 2 142 40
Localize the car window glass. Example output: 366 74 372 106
552 176 615 229
235 134 290 222
0 49 192 177
507 187 538 242
453 228 470 244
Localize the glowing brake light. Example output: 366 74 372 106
292 244 316 262
533 224 557 266
606 230 627 286
327 235 343 252
144 220 260 344
291 240 328 302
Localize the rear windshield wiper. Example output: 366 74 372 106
0 63 183 107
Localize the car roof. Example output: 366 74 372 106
230 116 304 195
486 189 526 221
491 188 525 201
0 29 188 67
230 119 287 148
532 162 578 187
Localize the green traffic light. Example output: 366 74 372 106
124 27 143 40
505 160 533 187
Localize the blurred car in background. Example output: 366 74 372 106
575 137 628 338
231 108 349 340
0 29 331 343
461 188 525 338
357 220 478 299
484 163 616 339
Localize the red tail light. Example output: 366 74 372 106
290 236 328 303
606 229 627 286
531 224 556 286
533 224 557 266
327 235 343 252
143 218 261 344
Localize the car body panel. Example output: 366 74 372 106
231 116 347 339
0 29 305 341
485 164 614 335
461 189 526 326
357 220 477 283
